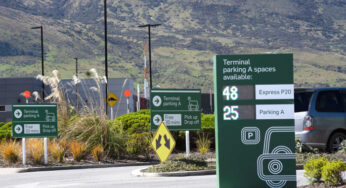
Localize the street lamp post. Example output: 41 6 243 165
31 26 44 100
104 0 109 116
138 24 161 89
74 58 79 113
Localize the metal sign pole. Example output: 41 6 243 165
110 107 114 120
22 98 29 165
137 84 140 111
44 137 48 165
22 138 26 165
126 98 129 113
185 131 190 156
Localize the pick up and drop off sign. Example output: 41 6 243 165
214 54 296 188
12 104 58 138
150 89 201 131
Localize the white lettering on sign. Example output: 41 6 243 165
164 114 182 126
255 84 294 100
24 124 40 134
256 104 294 119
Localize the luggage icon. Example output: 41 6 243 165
188 97 199 111
45 110 56 122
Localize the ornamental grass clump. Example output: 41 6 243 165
49 141 65 163
92 145 103 162
70 141 86 162
27 139 44 165
1 140 20 164
196 133 211 155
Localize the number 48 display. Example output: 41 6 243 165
223 86 238 101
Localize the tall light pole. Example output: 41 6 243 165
31 26 44 100
104 0 109 115
138 24 161 89
74 58 79 113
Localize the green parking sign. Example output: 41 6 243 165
214 54 296 188
12 104 58 138
150 89 201 131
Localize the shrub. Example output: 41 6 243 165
126 132 151 158
304 157 329 183
0 122 12 142
70 141 86 162
1 140 20 164
27 139 44 165
196 133 211 155
321 160 346 185
115 110 150 134
92 145 103 162
49 142 65 163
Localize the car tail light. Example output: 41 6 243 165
303 115 314 131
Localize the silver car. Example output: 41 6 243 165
295 87 346 152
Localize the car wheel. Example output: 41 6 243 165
327 132 346 153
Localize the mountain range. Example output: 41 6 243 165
0 0 345 92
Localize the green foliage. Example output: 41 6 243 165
321 160 346 186
0 122 12 142
304 157 329 183
146 156 212 173
200 114 214 135
115 110 150 134
126 132 151 159
105 120 129 159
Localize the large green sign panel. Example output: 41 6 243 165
150 89 201 131
12 104 58 138
214 54 296 188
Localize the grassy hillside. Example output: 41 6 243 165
0 0 345 92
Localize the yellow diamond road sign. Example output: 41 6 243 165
106 92 119 107
151 122 176 163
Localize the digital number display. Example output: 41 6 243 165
223 105 255 120
223 85 254 101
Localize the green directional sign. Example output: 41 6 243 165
214 54 296 188
12 104 58 138
150 89 201 131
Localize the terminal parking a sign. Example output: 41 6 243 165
150 89 201 131
12 104 58 138
214 54 296 188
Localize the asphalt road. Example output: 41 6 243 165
0 165 217 188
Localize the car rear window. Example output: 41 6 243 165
294 92 313 112
316 90 344 112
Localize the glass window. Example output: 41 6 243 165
0 106 5 111
316 91 344 112
341 90 346 111
294 92 313 112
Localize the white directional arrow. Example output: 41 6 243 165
153 96 162 107
153 114 162 126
